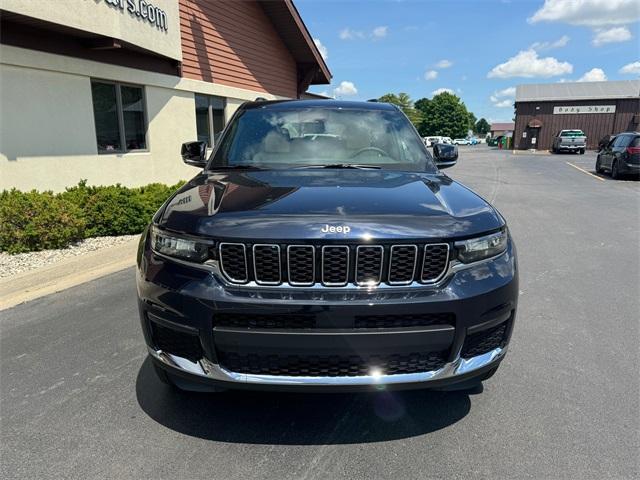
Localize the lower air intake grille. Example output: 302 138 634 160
219 350 448 377
214 313 316 329
150 320 202 362
354 312 455 329
461 322 509 358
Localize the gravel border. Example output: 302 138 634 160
0 235 140 279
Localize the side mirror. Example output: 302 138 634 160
433 143 458 169
181 141 207 167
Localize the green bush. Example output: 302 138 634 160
0 189 86 253
81 185 150 237
1 180 185 253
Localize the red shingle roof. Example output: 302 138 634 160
490 122 515 131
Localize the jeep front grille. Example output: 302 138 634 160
218 242 450 287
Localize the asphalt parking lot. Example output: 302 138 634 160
1 146 638 479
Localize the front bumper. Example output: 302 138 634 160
148 343 506 391
137 235 518 391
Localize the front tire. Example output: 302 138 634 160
595 157 604 173
611 160 621 180
579 148 585 155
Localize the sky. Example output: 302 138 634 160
297 0 640 123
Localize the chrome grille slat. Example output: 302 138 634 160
219 243 248 283
421 243 450 283
355 245 383 286
287 245 315 286
321 246 350 286
253 244 281 285
218 241 450 287
388 245 418 285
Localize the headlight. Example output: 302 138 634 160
455 229 508 264
150 225 212 263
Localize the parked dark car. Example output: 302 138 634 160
137 100 518 393
596 132 640 179
487 136 503 147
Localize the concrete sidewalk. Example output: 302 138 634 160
0 238 138 310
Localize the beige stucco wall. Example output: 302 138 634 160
0 46 287 192
2 0 182 61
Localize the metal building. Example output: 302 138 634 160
514 80 640 150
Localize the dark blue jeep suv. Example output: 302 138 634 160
136 100 518 392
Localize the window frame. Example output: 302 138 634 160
194 93 226 148
91 79 149 155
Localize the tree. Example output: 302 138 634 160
415 92 472 138
378 92 422 126
475 118 490 135
468 113 477 134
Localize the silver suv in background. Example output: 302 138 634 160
552 129 586 154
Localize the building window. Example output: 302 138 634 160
91 80 148 153
195 94 225 147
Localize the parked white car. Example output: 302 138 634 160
424 136 454 146
453 138 470 145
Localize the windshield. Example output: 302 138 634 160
210 106 438 173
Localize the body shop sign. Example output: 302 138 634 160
103 0 168 31
553 105 616 114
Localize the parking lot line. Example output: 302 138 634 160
566 161 605 182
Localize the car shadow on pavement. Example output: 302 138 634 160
135 357 473 445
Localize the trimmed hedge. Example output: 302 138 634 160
0 180 184 253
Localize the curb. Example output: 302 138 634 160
0 239 139 311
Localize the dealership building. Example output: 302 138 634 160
513 80 640 151
0 0 331 191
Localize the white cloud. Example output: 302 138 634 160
435 59 453 69
313 38 328 60
494 99 513 108
488 49 573 78
529 0 640 27
530 35 570 51
592 26 632 46
431 87 454 96
424 70 438 80
496 86 516 97
577 67 608 82
619 61 640 75
339 26 389 40
490 87 515 107
333 81 358 97
339 28 363 40
372 26 388 38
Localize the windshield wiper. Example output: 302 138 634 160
294 163 381 170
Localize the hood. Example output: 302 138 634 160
159 170 504 241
